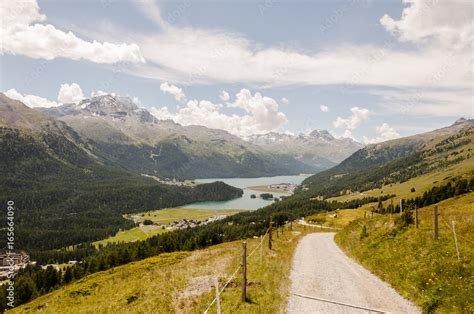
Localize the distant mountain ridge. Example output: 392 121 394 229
247 129 363 170
40 94 319 178
301 118 474 197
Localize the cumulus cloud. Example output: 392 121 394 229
281 97 289 104
0 0 144 64
150 89 287 137
339 129 356 140
320 105 329 112
363 123 401 144
380 0 472 49
160 82 186 102
57 83 84 104
333 107 370 130
219 90 230 102
4 89 60 108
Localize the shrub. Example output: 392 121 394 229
360 225 368 240
143 219 154 226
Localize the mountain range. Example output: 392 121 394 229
0 93 242 251
248 130 363 169
39 94 361 178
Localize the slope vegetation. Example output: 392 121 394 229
0 94 243 253
335 193 474 313
302 118 473 198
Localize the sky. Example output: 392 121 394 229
0 0 472 143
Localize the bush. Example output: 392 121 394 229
360 225 368 240
411 187 416 192
143 219 154 226
250 194 256 199
397 210 414 227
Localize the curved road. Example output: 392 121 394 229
287 233 419 313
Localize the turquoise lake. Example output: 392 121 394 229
179 175 307 210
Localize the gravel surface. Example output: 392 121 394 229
287 233 419 313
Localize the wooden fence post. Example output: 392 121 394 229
290 221 292 231
415 206 419 228
242 241 247 302
434 205 439 239
276 228 279 238
452 221 460 260
268 216 273 250
400 199 403 215
260 235 263 268
215 277 221 314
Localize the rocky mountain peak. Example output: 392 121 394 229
309 129 334 140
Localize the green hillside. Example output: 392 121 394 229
301 119 473 198
336 192 474 312
0 95 243 254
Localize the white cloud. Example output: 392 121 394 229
0 0 144 64
57 83 84 104
124 0 471 95
363 123 401 144
159 82 186 102
340 129 356 140
219 90 230 102
150 89 287 137
4 89 60 108
320 105 329 112
380 0 472 49
370 88 474 118
333 107 370 130
281 97 289 104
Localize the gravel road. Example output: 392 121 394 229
287 233 419 313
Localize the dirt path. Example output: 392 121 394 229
287 233 419 313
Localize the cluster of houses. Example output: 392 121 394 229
0 250 30 278
269 183 300 194
167 215 228 230
141 174 195 187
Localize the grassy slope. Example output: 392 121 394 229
129 208 246 225
335 193 474 313
93 226 168 247
330 156 474 204
12 225 312 313
94 208 246 247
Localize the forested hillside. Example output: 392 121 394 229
0 95 243 253
301 119 473 197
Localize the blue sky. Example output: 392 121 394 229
1 0 472 142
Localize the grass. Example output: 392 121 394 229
13 225 314 313
335 192 474 313
130 207 246 225
94 208 246 247
93 225 167 247
305 207 376 229
330 156 474 205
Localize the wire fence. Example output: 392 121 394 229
203 227 271 314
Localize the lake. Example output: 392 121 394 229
179 175 307 210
